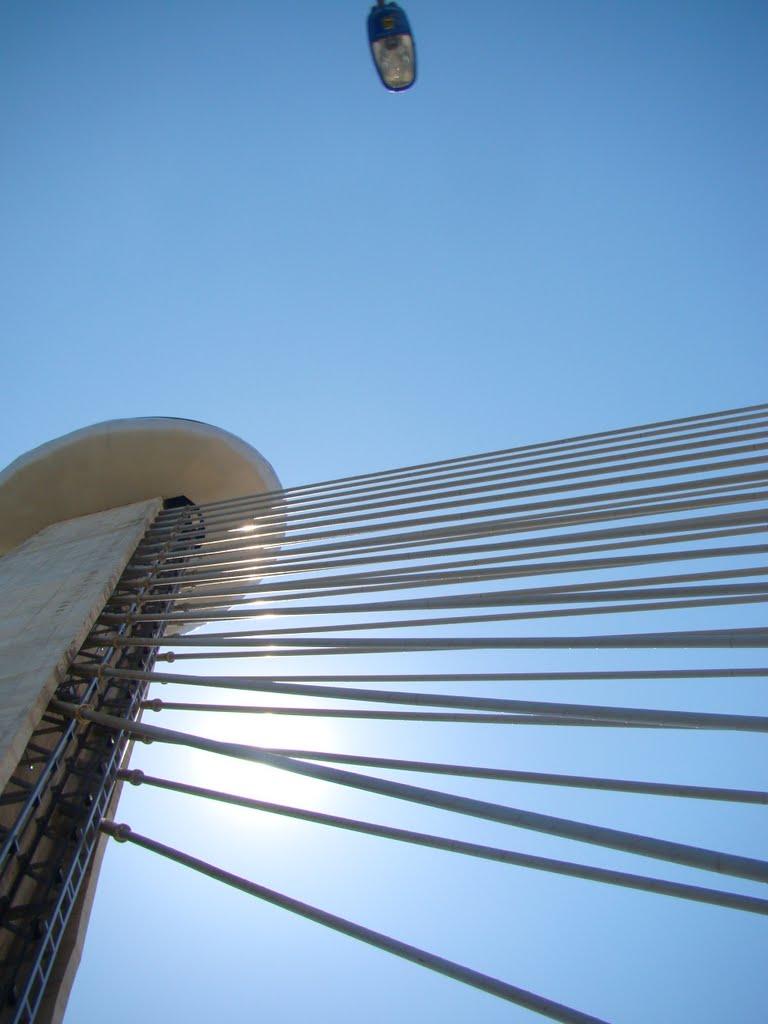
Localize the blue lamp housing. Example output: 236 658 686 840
367 2 416 91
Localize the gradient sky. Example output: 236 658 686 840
1 2 766 1022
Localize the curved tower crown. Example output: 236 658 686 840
0 417 281 556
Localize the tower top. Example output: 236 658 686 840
0 417 280 555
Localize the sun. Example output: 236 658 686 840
138 698 345 828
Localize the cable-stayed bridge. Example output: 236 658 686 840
0 405 766 1023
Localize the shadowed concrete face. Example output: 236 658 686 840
0 500 161 795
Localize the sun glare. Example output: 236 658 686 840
165 706 344 828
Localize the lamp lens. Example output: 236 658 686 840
372 34 415 90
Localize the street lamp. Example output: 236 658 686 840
367 1 416 92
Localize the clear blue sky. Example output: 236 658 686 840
0 2 766 1022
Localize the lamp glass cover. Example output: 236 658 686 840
368 3 417 91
